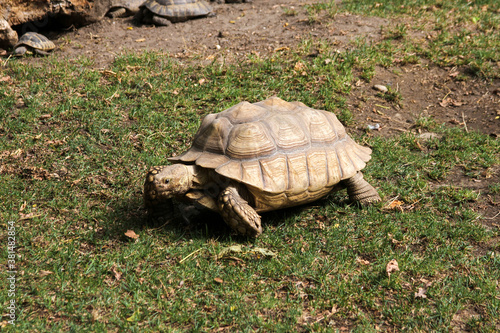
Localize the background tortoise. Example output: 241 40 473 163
13 32 55 56
106 0 145 18
136 0 212 26
144 97 381 237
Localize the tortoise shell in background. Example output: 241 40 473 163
13 32 55 56
139 0 212 25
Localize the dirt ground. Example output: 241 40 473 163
8 0 500 223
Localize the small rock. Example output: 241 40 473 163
0 18 18 48
367 123 380 131
417 132 441 140
373 84 388 93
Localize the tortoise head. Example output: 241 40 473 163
144 164 193 207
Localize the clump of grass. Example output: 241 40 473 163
376 87 403 104
488 183 500 194
383 23 408 40
282 6 298 17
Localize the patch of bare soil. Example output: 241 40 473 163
52 0 386 67
8 1 500 232
349 64 500 137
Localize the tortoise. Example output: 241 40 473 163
136 0 212 26
106 0 145 18
144 97 381 237
13 32 55 56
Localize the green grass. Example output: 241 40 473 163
1 0 500 331
342 0 500 78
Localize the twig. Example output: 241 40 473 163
476 92 489 104
482 211 500 220
106 88 119 101
389 127 409 132
461 111 468 133
2 54 12 67
179 248 202 263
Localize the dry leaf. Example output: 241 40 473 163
19 212 41 220
125 230 139 239
198 78 206 85
294 61 306 71
46 139 66 146
439 97 463 107
39 270 53 277
214 277 223 284
414 287 428 299
386 259 400 277
135 38 145 42
0 75 11 82
250 247 277 257
385 199 404 211
274 46 290 52
356 257 370 265
439 97 452 107
111 265 122 280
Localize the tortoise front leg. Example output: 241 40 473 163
343 171 381 205
218 186 262 237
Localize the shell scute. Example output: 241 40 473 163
306 149 329 191
286 153 309 195
193 116 231 154
259 154 288 193
226 122 276 159
241 160 264 190
265 114 309 150
221 101 268 124
335 142 357 179
254 96 299 113
145 0 212 18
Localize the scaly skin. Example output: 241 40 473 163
343 171 381 204
218 186 262 237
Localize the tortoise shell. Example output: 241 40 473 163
107 0 145 17
14 32 55 52
169 97 372 210
144 0 212 20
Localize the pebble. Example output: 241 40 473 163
417 132 441 140
373 84 388 93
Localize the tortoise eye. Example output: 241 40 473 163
163 178 170 184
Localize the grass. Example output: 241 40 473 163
1 0 499 331
342 0 500 78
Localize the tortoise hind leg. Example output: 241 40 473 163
218 186 262 237
343 171 381 205
151 15 172 26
